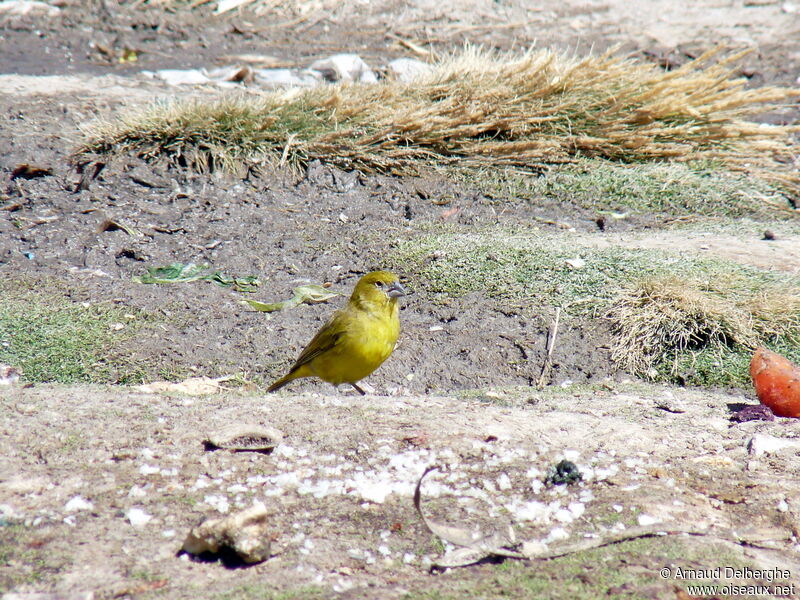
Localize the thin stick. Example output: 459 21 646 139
536 307 561 388
279 134 296 167
386 32 433 58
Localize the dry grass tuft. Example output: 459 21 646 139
608 277 800 379
77 47 800 195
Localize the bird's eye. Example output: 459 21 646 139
374 281 385 288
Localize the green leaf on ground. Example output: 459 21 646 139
134 263 260 292
243 284 338 312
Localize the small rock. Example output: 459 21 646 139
182 503 272 564
748 434 800 456
386 57 433 81
763 230 776 241
731 404 774 423
309 54 376 83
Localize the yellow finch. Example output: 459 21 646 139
267 271 406 394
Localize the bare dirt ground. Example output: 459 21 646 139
2 0 800 598
4 384 800 599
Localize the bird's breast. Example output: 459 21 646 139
311 305 399 385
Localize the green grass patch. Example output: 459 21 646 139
0 281 150 384
395 230 800 385
0 523 66 590
394 230 790 312
663 216 800 237
457 159 794 217
654 335 800 387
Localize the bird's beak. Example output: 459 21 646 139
387 281 407 298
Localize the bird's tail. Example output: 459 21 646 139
266 374 293 393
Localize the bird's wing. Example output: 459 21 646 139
288 312 346 373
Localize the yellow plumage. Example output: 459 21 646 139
267 271 406 394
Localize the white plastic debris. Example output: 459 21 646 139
497 473 512 491
567 501 585 519
637 514 659 526
352 478 392 504
554 508 575 523
510 500 548 522
127 507 153 528
64 496 93 512
152 69 211 86
544 527 570 543
565 258 585 270
204 494 231 514
748 434 800 457
215 0 251 13
255 68 318 89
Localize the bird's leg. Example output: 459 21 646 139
351 383 367 396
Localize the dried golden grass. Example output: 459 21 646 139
608 276 800 378
78 47 800 194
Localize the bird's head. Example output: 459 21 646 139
351 270 406 310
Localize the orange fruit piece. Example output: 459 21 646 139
750 348 800 418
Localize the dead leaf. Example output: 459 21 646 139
243 284 338 312
98 218 142 236
204 424 284 453
413 465 526 569
11 164 52 180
